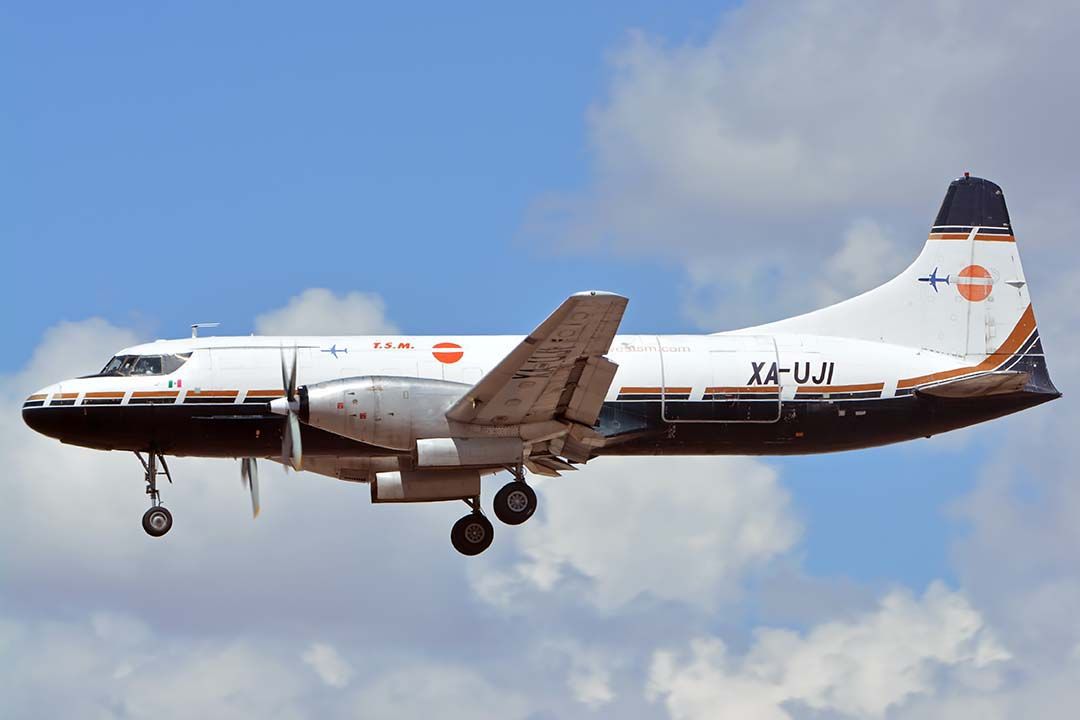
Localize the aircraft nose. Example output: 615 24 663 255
22 389 57 438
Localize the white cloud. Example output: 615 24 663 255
349 664 531 720
10 317 140 395
566 648 617 709
816 219 904 306
472 456 800 611
0 613 311 720
254 288 397 335
302 642 353 688
530 0 1080 328
646 583 1009 720
0 611 537 720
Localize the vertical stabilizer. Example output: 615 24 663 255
740 175 1041 369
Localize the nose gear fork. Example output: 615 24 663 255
135 451 174 537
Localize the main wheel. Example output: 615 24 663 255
493 481 537 526
142 506 173 537
451 513 494 556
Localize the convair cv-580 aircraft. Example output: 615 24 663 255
23 176 1060 555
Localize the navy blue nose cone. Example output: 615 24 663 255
22 393 57 438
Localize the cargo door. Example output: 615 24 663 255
706 335 782 423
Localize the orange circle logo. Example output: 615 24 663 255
432 342 463 364
956 265 993 302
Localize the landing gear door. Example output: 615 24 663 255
707 335 782 423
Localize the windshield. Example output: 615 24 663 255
97 353 191 377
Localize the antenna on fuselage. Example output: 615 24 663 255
191 322 221 339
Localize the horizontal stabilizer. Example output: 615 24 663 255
916 371 1030 399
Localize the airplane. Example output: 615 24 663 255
917 267 950 292
22 175 1060 555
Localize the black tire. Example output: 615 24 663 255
450 513 494 556
142 506 173 537
493 481 537 526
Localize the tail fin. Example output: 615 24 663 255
745 175 1046 367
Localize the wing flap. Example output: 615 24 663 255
562 356 619 426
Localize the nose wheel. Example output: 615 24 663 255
142 506 173 537
136 451 174 538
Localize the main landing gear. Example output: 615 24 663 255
449 467 540 556
451 497 494 556
136 451 173 538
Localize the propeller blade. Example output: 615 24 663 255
241 458 260 517
287 346 299 400
288 412 303 470
280 347 293 401
248 459 260 517
282 420 292 468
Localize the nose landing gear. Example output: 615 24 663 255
135 451 174 538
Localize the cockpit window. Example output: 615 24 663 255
162 353 191 374
96 353 191 377
100 356 125 375
133 356 163 375
119 356 139 375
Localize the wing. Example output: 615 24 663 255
446 291 627 431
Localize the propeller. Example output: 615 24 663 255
240 457 260 518
269 346 303 470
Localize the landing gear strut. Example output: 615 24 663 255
493 466 537 526
451 496 494 556
136 451 173 538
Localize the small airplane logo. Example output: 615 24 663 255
918 267 950 292
321 344 348 359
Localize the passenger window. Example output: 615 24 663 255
133 356 163 375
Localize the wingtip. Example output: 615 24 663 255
573 290 628 300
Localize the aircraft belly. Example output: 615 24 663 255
596 390 1055 457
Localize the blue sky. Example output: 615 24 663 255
2 2 724 359
3 2 1079 718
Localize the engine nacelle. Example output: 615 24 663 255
300 376 468 451
371 468 481 503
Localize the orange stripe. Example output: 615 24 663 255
132 391 179 398
185 390 240 397
706 386 779 394
898 304 1036 389
797 383 884 393
245 390 286 397
27 394 48 401
619 387 663 394
927 232 1015 242
84 391 124 399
